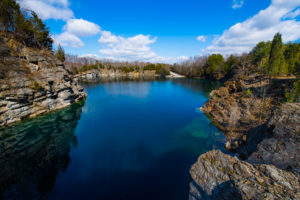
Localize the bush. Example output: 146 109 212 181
285 80 300 102
31 81 43 91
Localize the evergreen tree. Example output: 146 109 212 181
224 55 239 72
268 33 286 76
205 54 225 76
284 43 300 74
30 11 53 49
250 41 271 73
55 45 66 62
0 0 19 31
295 62 300 77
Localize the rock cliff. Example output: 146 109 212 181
191 76 300 199
190 150 300 200
201 76 294 155
0 36 86 126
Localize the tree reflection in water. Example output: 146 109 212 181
0 102 84 200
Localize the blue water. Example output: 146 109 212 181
0 79 225 200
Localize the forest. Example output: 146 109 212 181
172 33 300 80
0 0 52 49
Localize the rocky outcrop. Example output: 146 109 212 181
189 150 300 200
0 36 86 126
201 76 295 156
248 103 300 176
191 77 300 199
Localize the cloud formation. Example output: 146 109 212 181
203 0 300 55
18 0 73 21
53 32 84 48
98 31 187 63
197 35 206 42
63 19 101 36
232 0 244 9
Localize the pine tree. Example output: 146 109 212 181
284 43 299 74
268 33 286 76
56 45 66 62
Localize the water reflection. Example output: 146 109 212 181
0 102 84 199
171 79 222 98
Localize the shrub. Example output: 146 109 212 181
285 80 300 102
31 81 43 91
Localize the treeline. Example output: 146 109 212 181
64 55 170 76
0 0 53 49
172 33 300 80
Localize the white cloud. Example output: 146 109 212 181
53 32 84 48
197 35 206 42
98 31 187 63
203 0 300 55
18 0 73 21
64 19 101 37
232 0 244 9
79 54 102 60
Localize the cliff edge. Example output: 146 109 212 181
0 35 86 126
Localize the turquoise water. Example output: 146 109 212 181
0 79 225 200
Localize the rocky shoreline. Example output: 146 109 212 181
0 36 86 127
190 76 300 199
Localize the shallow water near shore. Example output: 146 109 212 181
0 78 225 200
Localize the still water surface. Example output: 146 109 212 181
0 79 225 200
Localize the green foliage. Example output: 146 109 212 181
268 33 286 76
143 64 156 71
120 66 136 73
55 44 65 62
205 54 225 76
285 80 300 102
224 55 239 72
0 0 53 49
243 89 252 97
143 63 170 76
284 43 300 74
80 64 98 72
31 81 43 91
250 41 271 73
295 62 300 77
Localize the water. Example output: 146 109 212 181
0 79 225 200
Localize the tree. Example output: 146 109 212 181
30 11 53 49
0 0 53 49
0 0 19 31
268 33 286 76
205 54 225 76
284 43 300 74
224 55 239 72
56 44 66 62
295 61 300 77
250 41 271 73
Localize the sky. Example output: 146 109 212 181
18 0 300 63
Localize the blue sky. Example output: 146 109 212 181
19 0 300 63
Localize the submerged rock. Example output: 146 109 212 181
189 150 300 200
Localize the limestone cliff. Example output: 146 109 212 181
191 75 300 199
190 150 300 200
0 35 86 126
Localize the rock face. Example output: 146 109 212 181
201 76 295 155
190 150 300 200
0 36 86 126
248 103 300 176
192 74 300 199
